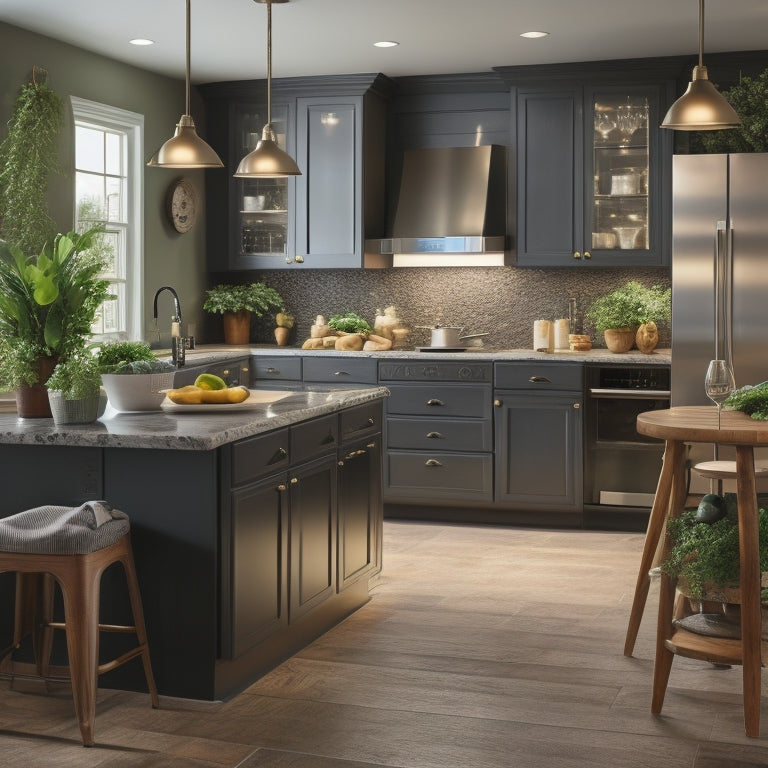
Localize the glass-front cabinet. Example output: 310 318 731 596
515 80 671 267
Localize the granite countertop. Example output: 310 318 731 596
176 344 671 366
0 387 387 451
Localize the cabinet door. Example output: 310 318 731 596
516 88 583 266
337 434 382 589
228 472 288 658
295 97 361 267
289 454 337 621
494 393 583 511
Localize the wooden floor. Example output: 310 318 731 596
2 520 768 767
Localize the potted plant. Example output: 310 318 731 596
274 307 294 346
0 228 112 416
586 281 671 353
45 348 103 424
203 282 283 345
96 340 175 412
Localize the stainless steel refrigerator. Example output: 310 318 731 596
672 153 768 485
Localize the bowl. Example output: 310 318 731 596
101 372 175 412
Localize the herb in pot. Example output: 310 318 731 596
328 312 372 335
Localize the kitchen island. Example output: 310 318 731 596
0 386 387 701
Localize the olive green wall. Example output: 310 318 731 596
0 21 210 347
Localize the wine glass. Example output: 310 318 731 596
705 359 735 428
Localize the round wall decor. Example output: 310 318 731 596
166 178 198 233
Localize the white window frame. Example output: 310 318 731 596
70 96 144 341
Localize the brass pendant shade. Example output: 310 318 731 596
235 0 301 178
149 0 223 168
661 0 741 131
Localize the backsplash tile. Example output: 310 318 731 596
209 266 671 350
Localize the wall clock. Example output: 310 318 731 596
166 178 198 233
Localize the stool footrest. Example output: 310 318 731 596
97 645 148 676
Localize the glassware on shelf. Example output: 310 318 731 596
594 111 617 141
613 226 643 249
615 103 648 145
704 359 736 429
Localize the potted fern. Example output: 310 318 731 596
45 348 103 424
203 282 283 345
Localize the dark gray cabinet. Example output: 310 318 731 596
494 362 583 512
514 80 672 267
201 75 391 271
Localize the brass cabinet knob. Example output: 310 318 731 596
494 399 502 407
276 483 287 492
290 477 298 485
573 402 581 409
337 460 344 467
573 251 581 260
584 251 592 259
295 255 305 263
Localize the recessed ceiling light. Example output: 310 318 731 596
374 40 399 48
520 31 549 39
129 38 155 46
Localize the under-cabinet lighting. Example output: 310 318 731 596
520 31 549 39
374 40 399 48
129 38 155 46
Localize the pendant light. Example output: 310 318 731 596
235 0 301 177
148 0 224 168
661 0 740 131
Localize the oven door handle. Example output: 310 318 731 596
588 388 671 399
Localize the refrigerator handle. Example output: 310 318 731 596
714 220 733 369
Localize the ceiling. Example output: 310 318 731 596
1 0 767 84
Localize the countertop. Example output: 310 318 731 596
175 344 672 367
0 386 387 451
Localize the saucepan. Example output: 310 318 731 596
417 325 489 348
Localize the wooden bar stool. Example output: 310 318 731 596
0 502 159 747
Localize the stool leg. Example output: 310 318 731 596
120 541 159 709
35 574 55 682
58 560 102 747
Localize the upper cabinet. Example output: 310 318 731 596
201 74 392 271
502 65 675 268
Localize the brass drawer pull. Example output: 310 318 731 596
426 398 444 407
426 431 444 439
268 447 288 464
333 370 351 376
529 376 551 383
265 367 279 374
425 459 443 467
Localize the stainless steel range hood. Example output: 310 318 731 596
365 145 509 267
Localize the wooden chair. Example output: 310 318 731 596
0 503 159 747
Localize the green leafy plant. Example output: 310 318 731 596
202 283 283 316
586 281 671 333
328 311 372 334
45 349 101 400
724 381 768 420
0 79 63 254
662 500 768 600
96 340 173 375
0 227 112 390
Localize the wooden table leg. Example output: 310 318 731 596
624 439 685 657
735 445 761 738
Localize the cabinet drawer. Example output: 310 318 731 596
386 450 493 501
379 360 492 383
386 383 491 418
494 362 583 391
302 355 378 384
386 417 492 452
231 429 291 486
290 414 339 464
252 356 302 382
341 401 382 444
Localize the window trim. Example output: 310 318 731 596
70 96 145 341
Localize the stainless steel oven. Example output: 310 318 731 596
584 364 670 527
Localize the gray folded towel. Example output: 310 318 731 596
0 501 130 555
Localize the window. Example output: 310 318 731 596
71 97 144 341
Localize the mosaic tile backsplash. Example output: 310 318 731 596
207 266 672 351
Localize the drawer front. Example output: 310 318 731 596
340 401 382 444
231 428 291 486
386 383 491 418
302 356 378 384
290 414 339 464
494 362 583 391
252 355 302 382
379 360 492 383
386 417 492 452
386 450 493 501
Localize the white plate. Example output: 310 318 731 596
161 389 292 413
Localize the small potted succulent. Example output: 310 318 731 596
45 347 103 424
202 282 283 345
97 340 175 412
586 281 671 353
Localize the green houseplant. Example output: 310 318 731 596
0 227 112 416
203 282 283 345
586 281 671 353
96 341 175 412
45 349 103 424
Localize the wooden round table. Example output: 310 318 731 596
625 405 766 737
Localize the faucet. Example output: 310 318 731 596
153 286 184 366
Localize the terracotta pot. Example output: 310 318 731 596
603 328 635 353
15 355 58 418
635 321 659 354
222 310 251 345
274 326 291 346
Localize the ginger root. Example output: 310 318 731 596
302 337 325 349
363 333 393 351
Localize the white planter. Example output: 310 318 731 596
47 390 101 424
101 372 175 412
